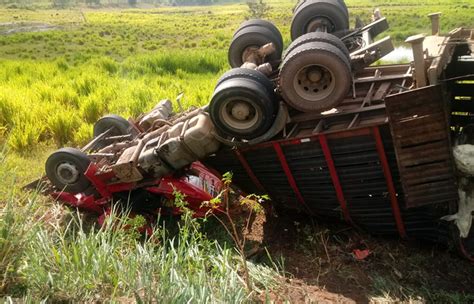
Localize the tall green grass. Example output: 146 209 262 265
0 138 279 301
0 51 227 151
1 1 473 152
0 188 279 301
0 145 280 301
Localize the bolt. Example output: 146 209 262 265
307 69 322 82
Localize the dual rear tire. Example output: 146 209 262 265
228 19 283 68
209 68 278 140
279 33 351 112
291 0 349 40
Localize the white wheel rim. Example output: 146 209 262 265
293 64 336 102
56 162 80 185
219 98 260 131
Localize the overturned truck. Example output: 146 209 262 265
41 2 474 260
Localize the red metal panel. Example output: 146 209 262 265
272 142 312 214
234 149 267 193
239 126 375 152
372 126 407 239
319 134 353 224
84 164 112 198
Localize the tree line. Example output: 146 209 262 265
0 0 237 8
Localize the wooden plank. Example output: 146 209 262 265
397 140 450 163
404 173 454 186
385 87 446 119
397 129 447 147
398 149 449 166
402 161 452 180
392 113 446 132
406 191 458 207
373 82 392 101
388 101 445 121
385 85 457 208
399 155 447 168
406 184 457 200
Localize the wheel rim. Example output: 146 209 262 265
56 162 80 185
306 17 334 33
219 98 260 132
293 64 336 102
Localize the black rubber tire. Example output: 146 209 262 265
294 0 348 18
215 67 276 95
93 114 133 138
233 19 284 52
279 41 351 112
228 25 283 68
210 69 277 139
45 147 92 194
291 0 349 40
283 32 350 62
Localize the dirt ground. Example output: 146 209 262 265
0 21 58 35
240 206 474 303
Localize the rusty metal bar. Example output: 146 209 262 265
405 34 427 87
234 149 266 193
318 134 353 224
272 142 312 213
372 126 407 239
428 12 442 35
81 128 112 152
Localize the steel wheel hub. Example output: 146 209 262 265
306 17 333 33
220 99 259 130
293 64 336 102
56 162 80 185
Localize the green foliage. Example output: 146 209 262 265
246 0 270 19
0 52 225 151
0 186 279 301
47 110 80 146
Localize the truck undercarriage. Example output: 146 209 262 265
35 3 474 260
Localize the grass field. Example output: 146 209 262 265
1 0 474 301
0 0 473 187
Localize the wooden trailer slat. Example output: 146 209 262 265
385 85 458 208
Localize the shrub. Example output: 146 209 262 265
246 0 271 19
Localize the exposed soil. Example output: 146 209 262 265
240 205 474 303
0 22 59 35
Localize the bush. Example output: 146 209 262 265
246 0 271 19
